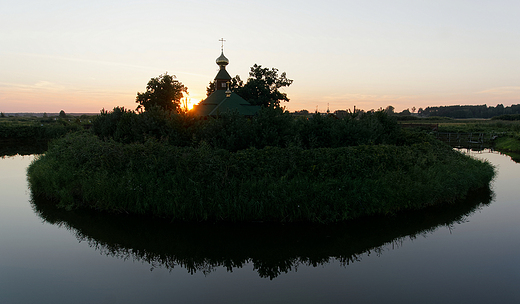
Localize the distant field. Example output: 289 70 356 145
1 113 98 117
0 113 96 141
399 118 520 133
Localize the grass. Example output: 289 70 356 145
399 117 520 133
0 115 93 140
495 135 520 163
27 132 495 223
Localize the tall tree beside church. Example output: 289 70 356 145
238 64 293 108
136 73 188 112
206 64 293 108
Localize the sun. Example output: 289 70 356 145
181 97 200 111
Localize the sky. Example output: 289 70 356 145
1 0 519 113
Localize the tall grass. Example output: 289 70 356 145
91 107 407 151
28 132 494 223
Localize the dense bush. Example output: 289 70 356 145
91 107 408 151
28 132 494 223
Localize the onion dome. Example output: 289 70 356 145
216 51 229 66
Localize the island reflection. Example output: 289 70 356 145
31 187 492 279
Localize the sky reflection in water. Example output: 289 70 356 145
1 151 520 303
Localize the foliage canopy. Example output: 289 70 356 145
207 64 293 108
136 73 188 112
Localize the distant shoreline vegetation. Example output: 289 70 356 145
26 108 495 223
0 111 93 141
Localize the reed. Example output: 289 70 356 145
28 132 494 223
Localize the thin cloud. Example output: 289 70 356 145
16 53 211 79
0 81 65 91
0 81 131 97
318 93 420 103
478 87 520 95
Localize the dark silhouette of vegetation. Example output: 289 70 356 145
236 64 293 108
59 110 67 119
492 114 520 121
207 64 292 108
135 73 188 112
25 103 497 224
28 130 494 223
0 115 87 141
31 185 492 279
91 107 408 151
0 139 48 156
419 104 520 119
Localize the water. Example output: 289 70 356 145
1 151 519 303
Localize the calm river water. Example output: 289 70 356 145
1 150 519 304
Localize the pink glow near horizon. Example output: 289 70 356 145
1 1 518 114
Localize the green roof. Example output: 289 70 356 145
192 90 260 117
215 68 231 80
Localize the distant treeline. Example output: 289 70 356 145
491 114 520 121
419 104 520 119
0 112 94 141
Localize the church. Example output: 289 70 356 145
191 49 260 117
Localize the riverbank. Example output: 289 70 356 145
494 136 520 162
495 136 520 152
399 117 520 160
27 132 494 223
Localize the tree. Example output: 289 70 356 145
400 109 411 116
294 109 310 115
206 64 293 108
59 110 67 119
238 64 293 108
136 73 188 112
384 105 395 115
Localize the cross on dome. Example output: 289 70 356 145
219 38 226 52
216 38 229 66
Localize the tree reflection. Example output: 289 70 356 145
31 187 493 280
0 140 47 157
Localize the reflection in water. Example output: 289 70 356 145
0 139 47 157
31 187 493 280
449 139 520 164
456 147 520 164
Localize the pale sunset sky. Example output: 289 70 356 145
1 0 519 113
